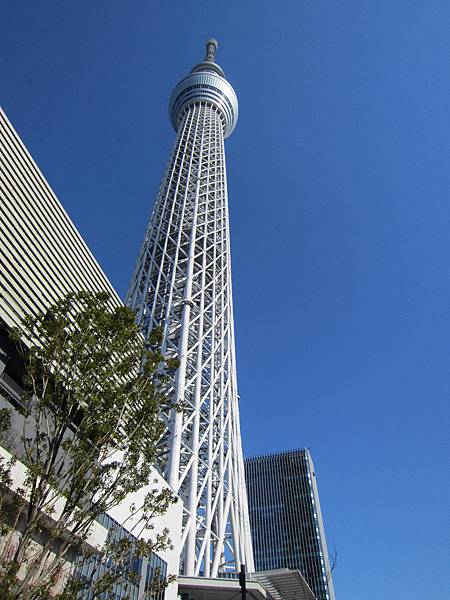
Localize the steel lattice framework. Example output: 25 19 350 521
126 40 254 577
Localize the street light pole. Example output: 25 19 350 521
239 564 247 600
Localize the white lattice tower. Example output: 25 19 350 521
126 40 254 577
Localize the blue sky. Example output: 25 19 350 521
2 1 449 598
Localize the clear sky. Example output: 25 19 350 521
2 1 449 598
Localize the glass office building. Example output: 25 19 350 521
75 513 167 600
245 449 336 600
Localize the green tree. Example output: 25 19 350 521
0 291 178 599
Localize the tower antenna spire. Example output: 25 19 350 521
205 38 218 62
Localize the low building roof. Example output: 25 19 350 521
178 569 317 600
252 569 317 600
178 575 270 600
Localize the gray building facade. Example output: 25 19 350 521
0 106 181 599
245 449 336 600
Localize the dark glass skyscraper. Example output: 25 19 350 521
245 449 336 600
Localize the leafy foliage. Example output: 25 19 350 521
0 291 178 599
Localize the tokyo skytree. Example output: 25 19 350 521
126 40 254 577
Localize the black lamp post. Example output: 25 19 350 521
239 563 247 600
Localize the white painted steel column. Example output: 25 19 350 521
166 110 202 490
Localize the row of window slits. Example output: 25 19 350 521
0 111 121 333
172 84 233 133
171 80 235 123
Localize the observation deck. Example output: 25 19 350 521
169 39 238 138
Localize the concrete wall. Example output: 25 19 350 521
0 107 121 331
0 107 183 598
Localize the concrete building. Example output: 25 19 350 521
245 449 336 600
0 106 182 599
